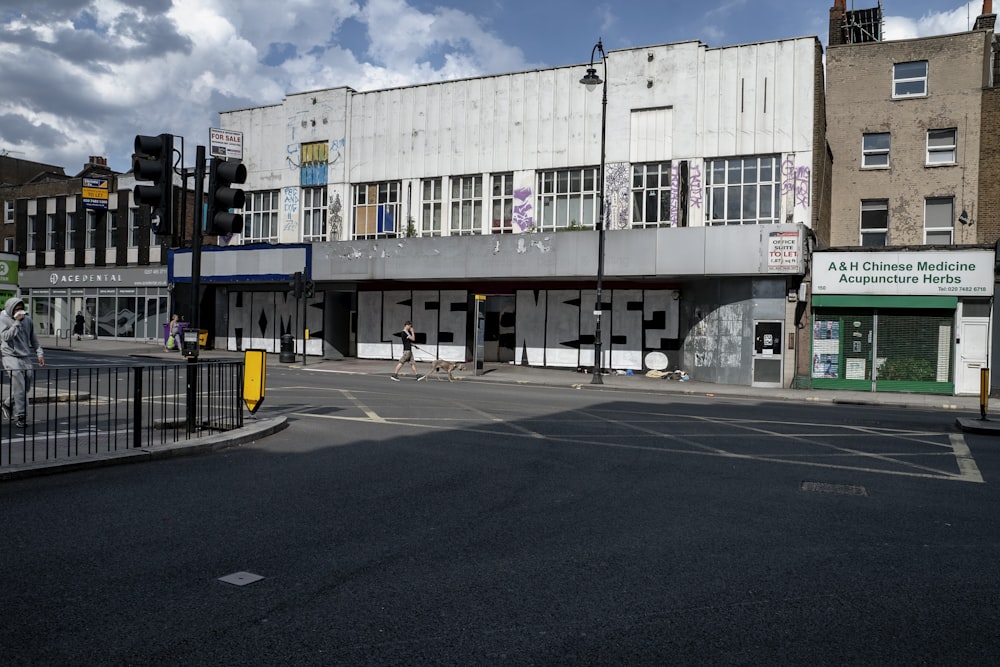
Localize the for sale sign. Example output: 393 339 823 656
209 128 243 159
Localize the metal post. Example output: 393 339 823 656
581 39 609 385
186 145 205 434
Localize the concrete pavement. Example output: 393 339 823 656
3 335 995 480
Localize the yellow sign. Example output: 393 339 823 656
243 349 266 414
474 294 486 301
81 177 109 210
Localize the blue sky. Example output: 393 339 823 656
0 0 992 173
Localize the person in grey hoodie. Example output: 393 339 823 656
0 297 44 428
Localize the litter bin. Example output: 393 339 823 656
280 333 295 362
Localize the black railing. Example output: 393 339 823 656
0 360 244 468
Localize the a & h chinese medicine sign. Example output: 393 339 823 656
813 250 994 297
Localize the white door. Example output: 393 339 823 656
956 318 989 395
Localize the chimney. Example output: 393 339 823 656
829 0 848 47
975 0 997 31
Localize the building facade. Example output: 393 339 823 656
196 36 829 386
818 0 999 395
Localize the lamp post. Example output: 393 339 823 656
580 39 607 384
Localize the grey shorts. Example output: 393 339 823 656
398 350 413 364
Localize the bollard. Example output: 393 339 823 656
980 367 989 421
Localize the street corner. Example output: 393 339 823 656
955 416 1000 436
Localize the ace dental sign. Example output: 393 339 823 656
813 250 995 296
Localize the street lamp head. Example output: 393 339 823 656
580 67 602 89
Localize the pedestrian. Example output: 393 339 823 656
0 297 45 428
391 320 418 380
168 314 184 353
74 311 85 341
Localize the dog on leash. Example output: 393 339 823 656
417 359 467 382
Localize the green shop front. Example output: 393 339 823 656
810 248 994 395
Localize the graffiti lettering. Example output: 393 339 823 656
688 163 703 209
781 157 811 208
669 163 680 225
513 186 534 231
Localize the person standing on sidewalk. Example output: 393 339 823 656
0 297 45 428
391 321 417 380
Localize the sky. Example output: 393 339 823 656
0 0 994 175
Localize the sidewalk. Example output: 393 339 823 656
4 335 993 480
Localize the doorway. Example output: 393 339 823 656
753 320 783 387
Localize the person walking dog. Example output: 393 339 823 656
0 297 45 428
391 321 418 381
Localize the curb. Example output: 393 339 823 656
0 416 289 481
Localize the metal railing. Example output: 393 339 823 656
0 360 244 468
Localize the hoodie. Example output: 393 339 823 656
0 297 43 360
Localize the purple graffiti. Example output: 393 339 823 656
688 163 703 209
513 186 534 231
669 163 680 225
781 157 811 208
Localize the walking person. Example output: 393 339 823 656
74 311 85 341
391 321 418 381
168 314 184 353
0 297 45 428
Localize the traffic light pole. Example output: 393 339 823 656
186 144 206 435
302 268 307 366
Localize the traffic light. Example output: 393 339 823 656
292 271 303 298
206 157 247 236
133 133 174 236
303 280 315 298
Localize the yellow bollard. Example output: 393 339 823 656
980 367 989 421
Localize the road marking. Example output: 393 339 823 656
950 433 984 483
340 390 385 423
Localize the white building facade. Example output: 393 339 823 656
191 36 828 386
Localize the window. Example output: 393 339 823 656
536 167 599 232
128 207 141 246
450 175 483 235
421 178 443 237
65 212 76 251
106 212 117 248
301 142 329 186
302 187 327 241
352 182 401 239
3 200 13 224
860 200 888 247
27 215 37 251
893 61 927 98
862 133 890 168
3 238 12 253
46 213 57 251
85 210 97 249
243 190 280 243
926 129 957 165
491 173 514 233
631 162 672 228
925 197 953 245
705 155 781 225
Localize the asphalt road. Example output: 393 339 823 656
3 362 999 665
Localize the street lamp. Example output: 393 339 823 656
581 39 607 384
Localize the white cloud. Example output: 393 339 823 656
884 1 986 40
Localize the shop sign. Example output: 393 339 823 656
0 258 18 285
813 250 994 296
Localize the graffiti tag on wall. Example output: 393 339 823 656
781 157 811 208
605 163 630 230
283 187 299 232
513 186 534 231
688 162 703 209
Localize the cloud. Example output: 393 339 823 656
884 1 987 40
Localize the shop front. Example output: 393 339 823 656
17 267 170 341
810 248 994 395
